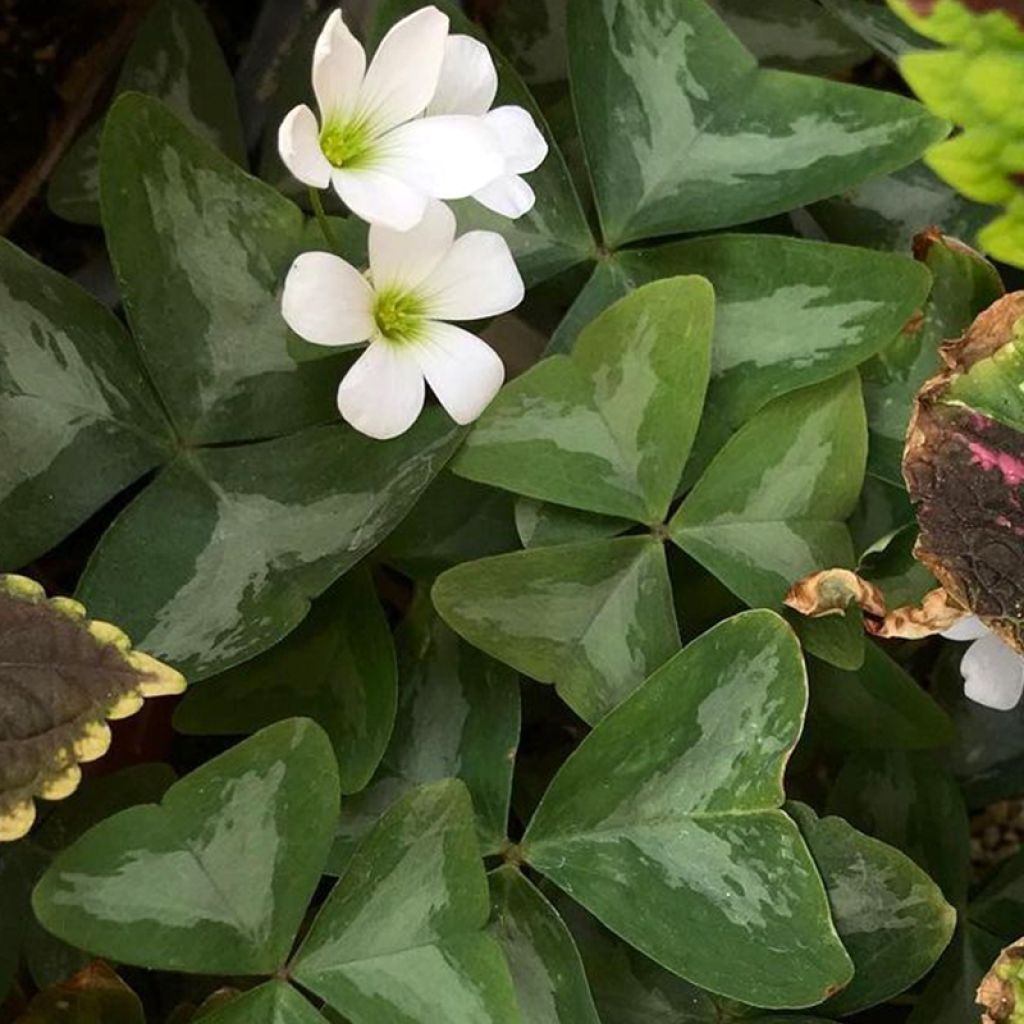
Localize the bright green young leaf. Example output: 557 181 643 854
173 569 397 794
515 499 629 549
328 601 519 870
827 750 971 906
670 374 867 665
455 278 715 523
33 719 338 974
18 961 145 1024
433 537 679 724
522 611 853 1009
292 780 520 1024
196 981 327 1024
807 642 954 751
0 575 185 842
76 413 461 681
788 802 955 1015
48 0 245 224
101 93 340 444
489 866 601 1024
568 0 946 246
943 318 1024 433
0 238 172 569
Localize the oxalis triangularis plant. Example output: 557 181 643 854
3 0 1024 1022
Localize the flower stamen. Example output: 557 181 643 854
319 118 375 169
373 289 427 344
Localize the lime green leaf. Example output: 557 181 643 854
33 719 338 974
569 0 946 245
455 278 715 523
76 413 461 681
292 780 519 1024
173 569 396 794
18 961 144 1024
789 802 955 1014
523 611 853 1009
100 93 340 444
48 0 245 225
328 601 519 870
433 538 679 724
0 238 172 569
195 981 327 1024
944 317 1024 432
489 866 601 1024
0 575 184 842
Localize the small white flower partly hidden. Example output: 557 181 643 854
278 6 546 230
283 202 522 439
942 615 1024 711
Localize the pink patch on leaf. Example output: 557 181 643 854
968 440 1024 487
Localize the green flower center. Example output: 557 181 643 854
374 289 427 344
320 118 374 169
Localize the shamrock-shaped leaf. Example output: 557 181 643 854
569 0 946 245
433 537 679 723
33 719 338 974
174 569 397 794
292 780 520 1024
0 575 184 841
328 601 519 870
522 610 853 1009
789 802 955 1015
489 866 601 1024
196 981 328 1024
18 961 144 1024
455 277 715 523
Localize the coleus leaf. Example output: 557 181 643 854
0 574 184 842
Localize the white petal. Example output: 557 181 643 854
427 35 498 116
359 6 449 132
278 105 331 188
369 200 456 292
313 9 366 122
942 614 990 641
472 174 536 218
379 115 506 200
410 321 505 425
332 167 429 231
337 339 425 439
961 632 1024 710
281 251 375 347
484 105 548 173
420 230 524 320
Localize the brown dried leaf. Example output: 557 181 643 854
978 938 1024 1024
784 569 887 620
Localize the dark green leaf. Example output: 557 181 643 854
523 611 853 1009
292 780 520 1024
488 0 568 85
515 499 629 549
970 846 1024 943
0 238 172 569
18 961 144 1024
76 413 461 681
195 981 326 1024
455 278 715 523
48 0 245 224
328 601 519 869
857 524 937 608
489 866 601 1024
568 0 946 245
433 537 679 724
174 569 396 794
789 801 955 1015
32 719 339 974
821 0 934 63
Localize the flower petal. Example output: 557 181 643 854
427 35 498 116
359 5 449 132
332 168 429 231
369 200 455 293
313 9 366 122
278 105 331 188
961 632 1024 710
420 230 524 320
281 251 374 347
941 614 990 641
380 115 506 200
472 174 536 219
484 105 548 173
337 339 425 439
410 321 505 425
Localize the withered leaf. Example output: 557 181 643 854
978 938 1024 1024
17 960 144 1023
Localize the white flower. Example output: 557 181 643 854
282 202 521 439
942 615 1024 711
425 35 549 219
278 7 507 231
